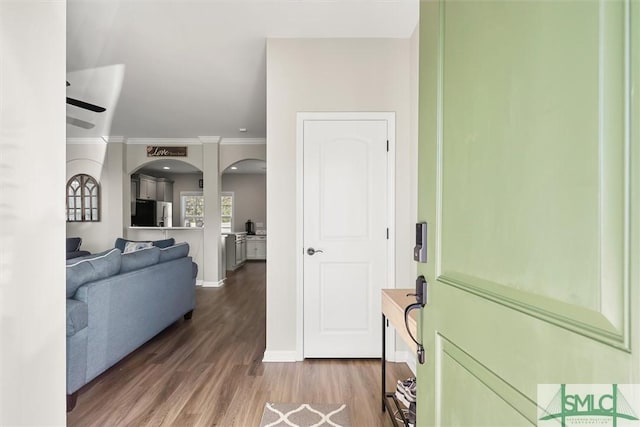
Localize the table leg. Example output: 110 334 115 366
382 313 386 412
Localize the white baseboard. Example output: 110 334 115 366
201 279 225 288
395 350 417 375
196 279 204 287
262 350 299 362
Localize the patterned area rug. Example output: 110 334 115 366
259 402 351 427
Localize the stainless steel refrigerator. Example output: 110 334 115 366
156 201 172 227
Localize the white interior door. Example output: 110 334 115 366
302 116 391 358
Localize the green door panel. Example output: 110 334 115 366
416 0 639 425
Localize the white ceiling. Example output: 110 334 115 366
66 0 419 139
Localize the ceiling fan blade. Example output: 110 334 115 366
66 116 95 129
66 97 106 113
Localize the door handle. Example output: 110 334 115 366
307 247 324 256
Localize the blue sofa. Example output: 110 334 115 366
66 237 91 260
66 241 197 410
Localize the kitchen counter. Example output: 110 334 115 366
221 232 267 237
129 226 203 230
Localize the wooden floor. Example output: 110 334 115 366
68 261 412 426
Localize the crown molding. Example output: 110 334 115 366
66 137 106 145
103 136 125 143
220 137 266 145
125 137 202 145
90 136 264 145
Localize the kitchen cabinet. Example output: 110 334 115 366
235 235 243 264
246 235 266 260
225 233 246 271
156 179 173 202
135 174 157 200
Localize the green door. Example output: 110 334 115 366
416 0 639 425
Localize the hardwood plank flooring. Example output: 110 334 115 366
68 261 413 426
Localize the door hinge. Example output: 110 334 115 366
386 140 389 152
386 228 389 239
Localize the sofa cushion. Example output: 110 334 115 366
159 242 190 263
66 250 91 260
115 237 175 252
66 252 94 264
66 248 121 298
66 299 88 337
120 246 161 274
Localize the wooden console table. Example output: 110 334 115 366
381 289 418 426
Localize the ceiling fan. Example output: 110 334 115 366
66 81 106 113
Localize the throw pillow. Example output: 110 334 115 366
151 238 175 249
66 248 121 298
158 242 190 263
115 237 176 252
123 241 153 254
66 237 82 252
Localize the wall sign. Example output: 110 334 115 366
146 146 188 157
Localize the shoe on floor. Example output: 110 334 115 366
395 390 410 408
396 376 416 395
396 376 417 403
403 380 417 403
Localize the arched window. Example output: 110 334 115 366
66 174 100 222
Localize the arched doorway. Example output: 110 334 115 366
130 159 203 228
126 159 205 285
221 158 267 272
221 159 267 234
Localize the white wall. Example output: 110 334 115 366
221 174 267 232
0 1 66 424
66 140 124 252
265 38 417 357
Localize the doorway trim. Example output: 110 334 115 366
295 112 396 360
